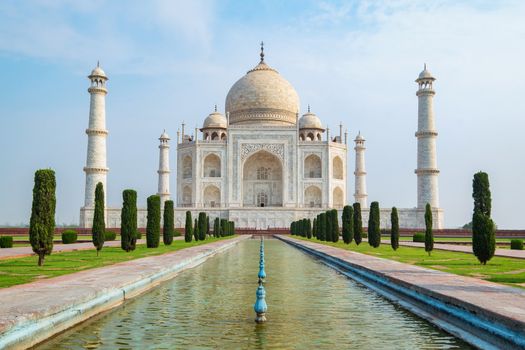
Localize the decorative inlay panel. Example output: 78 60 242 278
241 143 284 162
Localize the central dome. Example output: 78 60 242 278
225 56 300 126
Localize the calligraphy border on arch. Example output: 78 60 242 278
240 143 285 162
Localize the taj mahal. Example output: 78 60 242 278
80 45 443 229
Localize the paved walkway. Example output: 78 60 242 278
0 237 184 260
0 236 247 349
278 236 525 345
393 240 525 259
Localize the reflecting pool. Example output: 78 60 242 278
38 239 470 349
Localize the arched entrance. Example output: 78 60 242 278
243 150 283 207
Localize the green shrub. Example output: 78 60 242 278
472 172 496 264
135 231 142 239
104 231 117 241
121 189 138 252
424 203 434 256
163 200 175 246
0 236 13 248
173 230 182 237
510 239 524 250
92 182 105 255
185 211 193 242
368 201 381 248
146 195 161 248
413 233 425 242
353 202 362 245
361 232 368 239
61 230 78 244
29 169 56 265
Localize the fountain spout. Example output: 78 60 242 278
254 238 267 323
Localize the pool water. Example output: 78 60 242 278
37 239 471 349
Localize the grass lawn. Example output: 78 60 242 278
393 236 515 243
294 236 525 289
0 236 236 289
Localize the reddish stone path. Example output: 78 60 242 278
0 237 185 260
395 240 525 259
278 236 525 331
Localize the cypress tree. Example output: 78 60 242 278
163 200 174 245
214 217 220 238
146 195 161 248
425 203 433 256
221 219 228 237
472 172 495 264
184 211 193 242
331 209 339 243
231 221 235 235
92 182 105 255
368 201 380 248
319 213 327 241
326 211 333 242
29 169 56 266
316 215 321 240
193 218 199 241
306 218 312 239
290 221 295 235
312 218 317 239
300 219 305 237
198 212 207 240
207 215 211 238
390 207 399 251
353 202 363 245
342 205 353 244
120 189 137 252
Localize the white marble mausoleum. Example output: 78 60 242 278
80 46 444 229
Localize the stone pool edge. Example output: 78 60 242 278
276 235 525 350
0 236 249 350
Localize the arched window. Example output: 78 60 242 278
307 132 315 141
211 132 219 140
333 187 344 208
203 154 221 177
182 185 192 205
182 156 192 179
257 167 269 180
332 156 343 180
304 154 322 178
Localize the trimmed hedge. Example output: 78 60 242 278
135 231 142 240
0 236 13 248
104 231 117 241
174 230 182 237
413 233 425 242
510 239 524 250
61 230 78 244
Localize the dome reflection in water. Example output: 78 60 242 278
37 239 471 350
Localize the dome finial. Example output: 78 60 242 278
260 41 264 62
97 60 100 67
214 104 217 112
424 63 427 70
307 104 310 113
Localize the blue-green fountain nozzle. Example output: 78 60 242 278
254 281 267 323
254 238 267 323
258 238 266 280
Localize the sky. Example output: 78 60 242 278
0 0 524 228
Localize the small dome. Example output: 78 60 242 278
417 64 435 81
203 111 227 129
299 111 323 130
90 64 107 78
355 132 365 141
160 131 170 139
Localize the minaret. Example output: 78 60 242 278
415 64 439 208
354 132 368 208
157 130 171 207
83 62 108 209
